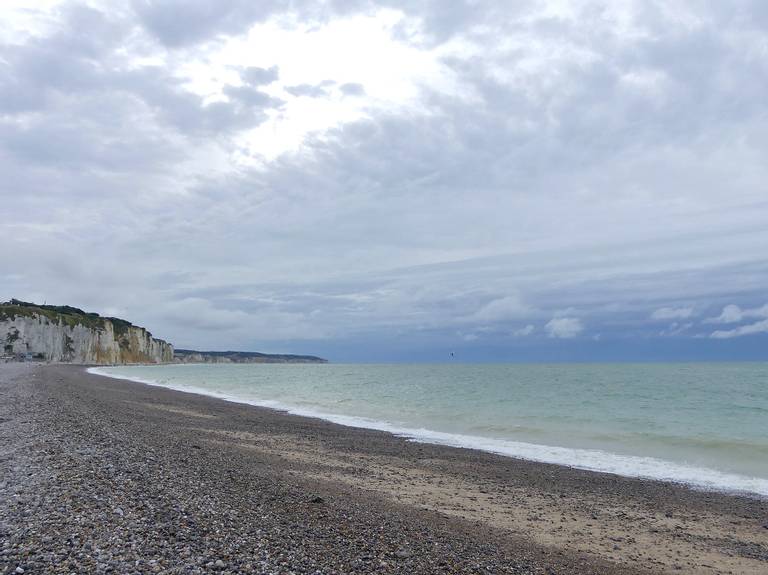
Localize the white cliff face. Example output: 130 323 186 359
0 312 173 364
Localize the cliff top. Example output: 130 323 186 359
0 299 158 340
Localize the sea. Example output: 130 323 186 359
90 362 768 498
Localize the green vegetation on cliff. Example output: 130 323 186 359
1 298 173 364
0 299 120 331
0 299 167 345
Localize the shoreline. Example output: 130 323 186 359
89 365 768 500
1 364 766 574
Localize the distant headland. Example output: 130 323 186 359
173 349 327 364
0 299 326 365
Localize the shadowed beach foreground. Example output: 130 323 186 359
1 365 767 574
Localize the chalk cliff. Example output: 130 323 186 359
0 300 173 364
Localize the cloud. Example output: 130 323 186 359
339 82 366 96
470 296 528 323
659 322 694 336
545 318 583 339
3 1 768 359
162 298 251 331
131 0 276 47
706 302 768 339
651 307 694 320
707 304 745 324
222 83 284 109
240 66 280 86
285 81 333 98
710 319 768 339
512 324 535 337
706 303 768 324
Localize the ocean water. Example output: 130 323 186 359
90 362 768 497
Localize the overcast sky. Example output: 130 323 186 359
2 0 767 361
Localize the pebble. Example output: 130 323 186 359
3 363 764 575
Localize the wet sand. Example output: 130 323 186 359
1 364 766 574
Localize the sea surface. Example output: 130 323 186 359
91 362 768 497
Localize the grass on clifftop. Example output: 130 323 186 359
0 299 135 333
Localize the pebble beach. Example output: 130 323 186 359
1 363 766 574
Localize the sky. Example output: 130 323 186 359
1 0 767 362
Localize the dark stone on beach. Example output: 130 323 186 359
310 496 325 504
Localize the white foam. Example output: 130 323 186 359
88 367 768 498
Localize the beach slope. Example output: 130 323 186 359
1 364 766 574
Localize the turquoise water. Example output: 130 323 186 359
92 363 768 497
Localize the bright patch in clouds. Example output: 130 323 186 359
0 0 69 42
180 9 461 160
